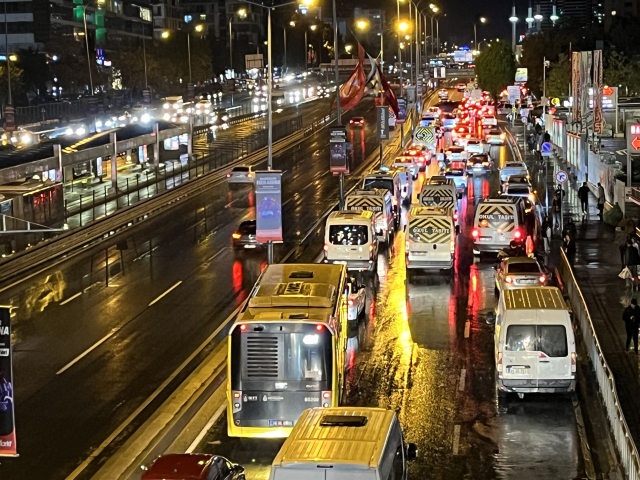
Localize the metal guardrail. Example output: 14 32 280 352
630 187 640 205
559 250 639 480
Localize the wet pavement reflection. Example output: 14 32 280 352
196 142 581 479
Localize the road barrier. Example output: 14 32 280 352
559 250 637 480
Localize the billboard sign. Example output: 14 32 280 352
0 307 16 457
627 124 640 154
515 68 528 82
255 171 283 242
245 53 264 70
377 106 389 141
329 126 348 173
397 98 407 124
454 50 473 63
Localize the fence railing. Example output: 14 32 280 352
16 99 90 124
559 250 639 480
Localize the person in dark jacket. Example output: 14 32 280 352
562 217 577 240
628 237 640 290
578 182 590 215
552 194 562 230
623 299 640 354
597 183 606 219
563 234 576 267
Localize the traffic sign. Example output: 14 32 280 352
556 170 568 184
521 117 527 124
628 123 640 153
377 106 389 141
541 142 552 157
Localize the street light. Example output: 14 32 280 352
82 0 106 95
473 16 486 51
187 24 204 84
161 30 169 38
229 8 247 76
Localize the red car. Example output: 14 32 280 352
404 146 430 171
349 116 365 127
142 454 245 480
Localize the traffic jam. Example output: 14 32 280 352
141 86 578 480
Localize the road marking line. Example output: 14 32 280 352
186 403 227 453
57 328 120 375
60 291 82 306
464 321 470 338
63 303 243 480
459 369 466 391
148 281 182 307
452 424 461 455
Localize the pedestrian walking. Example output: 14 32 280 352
597 183 605 219
578 182 590 216
616 223 630 268
563 234 576 267
629 238 640 290
623 298 640 354
541 215 552 253
552 194 562 231
562 217 577 240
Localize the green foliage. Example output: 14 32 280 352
475 42 516 100
546 53 570 98
604 51 640 96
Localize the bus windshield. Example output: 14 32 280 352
363 179 393 192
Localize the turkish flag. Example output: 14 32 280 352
334 44 367 112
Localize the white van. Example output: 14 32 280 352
324 211 378 272
495 287 576 396
269 407 417 480
391 166 413 205
405 207 456 277
362 170 402 221
418 177 459 228
472 197 526 255
346 189 395 243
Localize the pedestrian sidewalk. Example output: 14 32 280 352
507 121 640 449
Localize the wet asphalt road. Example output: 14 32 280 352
193 107 582 479
0 89 582 480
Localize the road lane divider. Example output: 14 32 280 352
458 369 466 391
60 291 83 306
148 281 183 307
464 321 470 338
452 424 461 455
64 303 243 480
186 403 226 453
57 327 121 375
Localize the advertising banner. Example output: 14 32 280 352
592 50 604 134
329 126 348 173
0 307 16 457
579 51 592 127
377 106 389 141
571 52 581 121
255 171 283 243
397 98 407 124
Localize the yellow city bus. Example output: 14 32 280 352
227 264 349 438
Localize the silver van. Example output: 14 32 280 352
472 197 525 255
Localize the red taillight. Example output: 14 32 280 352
514 229 522 239
316 324 324 331
453 212 459 220
324 244 329 251
350 119 354 124
232 233 241 239
240 324 247 331
323 392 331 399
234 392 241 398
348 299 354 306
226 173 231 178
472 229 479 238
539 275 546 283
571 352 576 372
497 352 503 375
505 276 513 284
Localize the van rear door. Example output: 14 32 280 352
502 322 539 387
408 216 452 262
477 203 517 244
536 322 572 385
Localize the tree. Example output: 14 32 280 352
604 51 640 96
545 53 570 98
475 42 516 100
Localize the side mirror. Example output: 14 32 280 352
455 225 460 234
406 443 418 461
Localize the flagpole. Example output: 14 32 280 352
333 0 344 209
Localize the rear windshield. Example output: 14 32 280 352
505 325 568 357
505 163 524 169
232 166 249 172
363 179 393 192
238 222 256 234
507 263 540 273
470 156 488 164
329 225 369 245
507 185 530 194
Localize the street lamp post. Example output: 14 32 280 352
187 24 203 84
509 2 517 51
82 2 97 95
229 9 247 76
473 17 486 50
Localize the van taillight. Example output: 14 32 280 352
571 352 577 373
324 244 329 251
497 352 503 376
322 391 331 408
539 275 546 283
453 212 459 220
472 229 479 238
514 229 522 239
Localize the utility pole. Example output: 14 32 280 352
333 0 344 209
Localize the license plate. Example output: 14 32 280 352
499 235 505 241
519 279 537 285
333 260 348 264
507 367 529 375
244 245 257 249
412 252 427 256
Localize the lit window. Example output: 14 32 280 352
200 14 206 20
139 6 151 21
